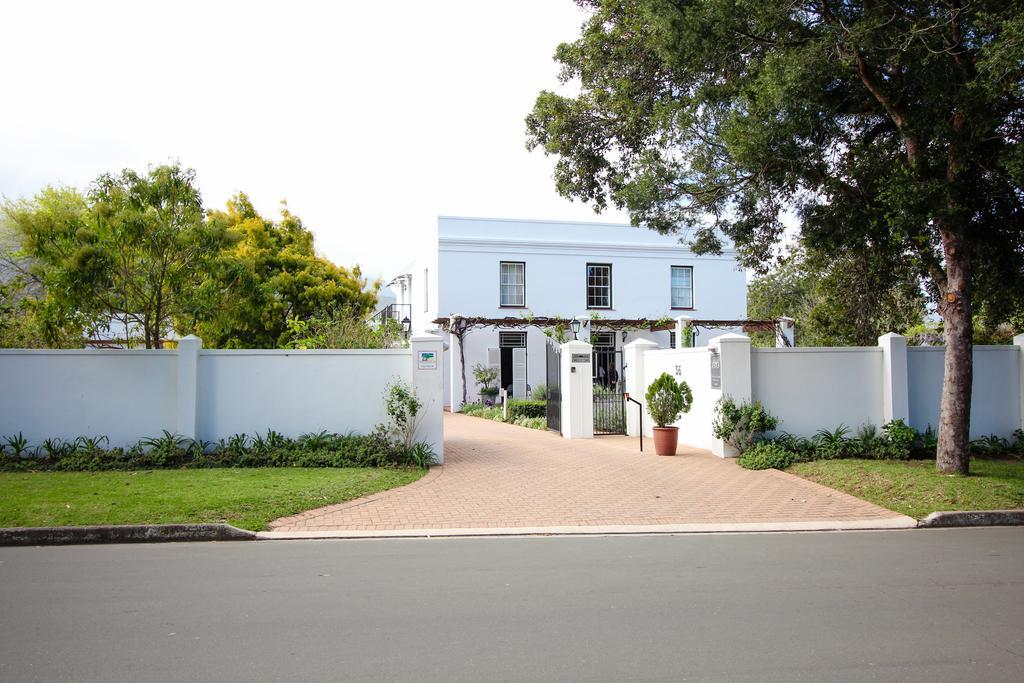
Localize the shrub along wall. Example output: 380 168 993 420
0 334 446 462
0 430 434 472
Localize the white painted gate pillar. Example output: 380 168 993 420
176 335 202 440
709 333 751 458
448 326 464 412
411 334 445 463
675 315 693 348
777 317 796 348
878 332 910 424
1015 334 1024 432
624 339 658 436
560 340 594 439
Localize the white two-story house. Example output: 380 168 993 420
383 216 747 408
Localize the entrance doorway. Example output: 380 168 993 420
498 331 527 399
591 331 625 435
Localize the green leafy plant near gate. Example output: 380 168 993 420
737 441 796 470
459 402 548 431
644 373 693 427
508 400 546 420
712 397 778 453
381 380 423 449
472 363 500 393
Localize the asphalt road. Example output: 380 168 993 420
1 528 1022 682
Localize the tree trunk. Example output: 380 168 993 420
458 330 467 406
936 230 972 475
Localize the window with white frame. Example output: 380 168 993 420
591 331 614 348
586 263 612 309
499 262 526 307
671 266 693 309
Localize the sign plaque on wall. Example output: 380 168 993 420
710 349 721 389
571 353 591 364
418 351 437 370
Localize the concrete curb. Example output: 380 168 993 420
918 510 1024 528
0 524 256 546
257 516 919 540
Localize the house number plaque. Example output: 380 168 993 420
710 349 721 389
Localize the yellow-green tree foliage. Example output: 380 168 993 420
181 194 377 348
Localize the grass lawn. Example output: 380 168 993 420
0 468 425 531
789 458 1024 519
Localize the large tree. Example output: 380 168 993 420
526 0 1024 474
5 166 227 348
180 194 377 348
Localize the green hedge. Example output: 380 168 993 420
508 400 546 420
0 430 434 472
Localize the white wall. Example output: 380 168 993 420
641 348 716 449
0 350 178 446
197 350 410 441
751 348 884 437
628 340 1024 446
907 346 1021 438
0 339 446 460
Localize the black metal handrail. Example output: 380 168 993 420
624 393 643 453
371 303 411 327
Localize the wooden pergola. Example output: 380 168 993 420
431 315 785 336
431 315 790 404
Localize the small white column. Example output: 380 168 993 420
176 335 202 440
675 315 693 349
448 326 464 412
411 334 445 464
878 332 910 424
709 332 752 458
777 317 796 348
560 339 594 439
1015 334 1024 433
624 339 658 436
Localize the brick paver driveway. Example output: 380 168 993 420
269 413 910 534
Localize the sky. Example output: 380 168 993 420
0 0 631 281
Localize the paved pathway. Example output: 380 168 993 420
269 413 908 533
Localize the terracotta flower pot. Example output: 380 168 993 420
652 426 679 456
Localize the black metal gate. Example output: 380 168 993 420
592 348 625 435
593 387 626 435
545 340 562 433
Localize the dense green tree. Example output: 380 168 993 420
180 194 377 348
747 246 925 346
527 0 1024 473
5 167 227 348
2 187 95 347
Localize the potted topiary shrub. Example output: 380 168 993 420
472 362 501 404
645 372 693 455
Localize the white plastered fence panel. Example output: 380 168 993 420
625 333 1024 458
751 347 885 437
907 345 1021 438
0 349 178 446
632 347 717 450
0 334 446 462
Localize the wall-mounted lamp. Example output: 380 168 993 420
401 316 411 338
570 317 581 340
621 330 628 343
